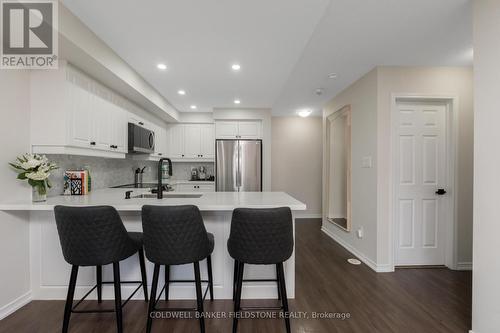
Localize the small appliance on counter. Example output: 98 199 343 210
198 166 207 180
190 167 199 181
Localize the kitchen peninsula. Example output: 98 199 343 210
0 189 305 301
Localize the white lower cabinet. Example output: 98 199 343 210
177 183 215 192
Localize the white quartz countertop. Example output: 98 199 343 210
0 188 306 212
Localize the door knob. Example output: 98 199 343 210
435 189 447 195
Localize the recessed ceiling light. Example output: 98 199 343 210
328 73 337 79
178 90 186 95
190 105 197 110
157 63 167 70
234 99 241 104
297 109 312 118
231 64 241 71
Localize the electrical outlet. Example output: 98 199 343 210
357 227 364 239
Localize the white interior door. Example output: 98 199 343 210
395 101 448 266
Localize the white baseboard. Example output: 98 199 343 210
456 261 472 271
321 226 394 273
295 213 322 219
0 291 32 320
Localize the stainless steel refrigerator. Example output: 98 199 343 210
216 139 262 192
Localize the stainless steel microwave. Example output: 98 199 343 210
128 123 155 153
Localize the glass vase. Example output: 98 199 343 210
32 186 47 202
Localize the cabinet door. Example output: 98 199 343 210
238 121 261 139
184 124 202 158
197 184 215 192
200 124 215 159
215 121 239 139
93 96 113 150
68 82 93 148
154 126 167 157
111 104 127 153
177 184 195 192
168 124 185 158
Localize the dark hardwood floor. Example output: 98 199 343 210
0 219 471 333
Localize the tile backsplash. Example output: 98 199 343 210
45 155 214 197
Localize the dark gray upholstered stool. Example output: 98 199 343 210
141 205 215 333
54 205 148 333
228 207 293 333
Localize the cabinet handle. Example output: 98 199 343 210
110 144 118 149
90 141 96 146
182 154 184 157
139 121 144 126
158 153 162 156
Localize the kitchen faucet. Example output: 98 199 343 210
157 158 173 199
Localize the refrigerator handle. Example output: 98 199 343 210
236 141 241 188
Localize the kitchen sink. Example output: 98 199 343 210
132 193 203 199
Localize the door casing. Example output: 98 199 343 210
390 94 459 270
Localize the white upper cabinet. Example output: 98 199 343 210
238 121 261 139
215 120 262 139
31 63 129 158
200 124 215 158
215 121 239 139
168 124 185 159
167 123 215 161
184 124 202 158
153 125 168 158
67 80 92 148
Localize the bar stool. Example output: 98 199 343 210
54 205 149 333
141 205 215 333
228 207 293 333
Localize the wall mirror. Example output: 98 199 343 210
326 106 352 231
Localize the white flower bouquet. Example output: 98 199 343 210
9 153 58 201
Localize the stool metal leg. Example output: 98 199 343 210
194 261 205 333
232 262 244 333
96 265 102 303
232 260 240 301
138 249 149 302
277 263 291 333
113 262 123 333
62 265 78 333
207 256 214 301
147 264 160 333
276 264 281 301
164 265 170 301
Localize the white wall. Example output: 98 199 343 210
271 116 322 217
0 71 32 319
323 69 379 266
322 66 473 272
376 66 474 268
472 1 500 332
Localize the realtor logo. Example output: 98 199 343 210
1 0 58 69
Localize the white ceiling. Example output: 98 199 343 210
62 0 472 117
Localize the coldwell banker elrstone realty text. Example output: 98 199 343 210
1 0 58 69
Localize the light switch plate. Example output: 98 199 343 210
361 156 372 168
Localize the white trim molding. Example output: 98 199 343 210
295 213 322 219
0 291 32 320
321 226 393 273
389 94 459 271
456 261 472 271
